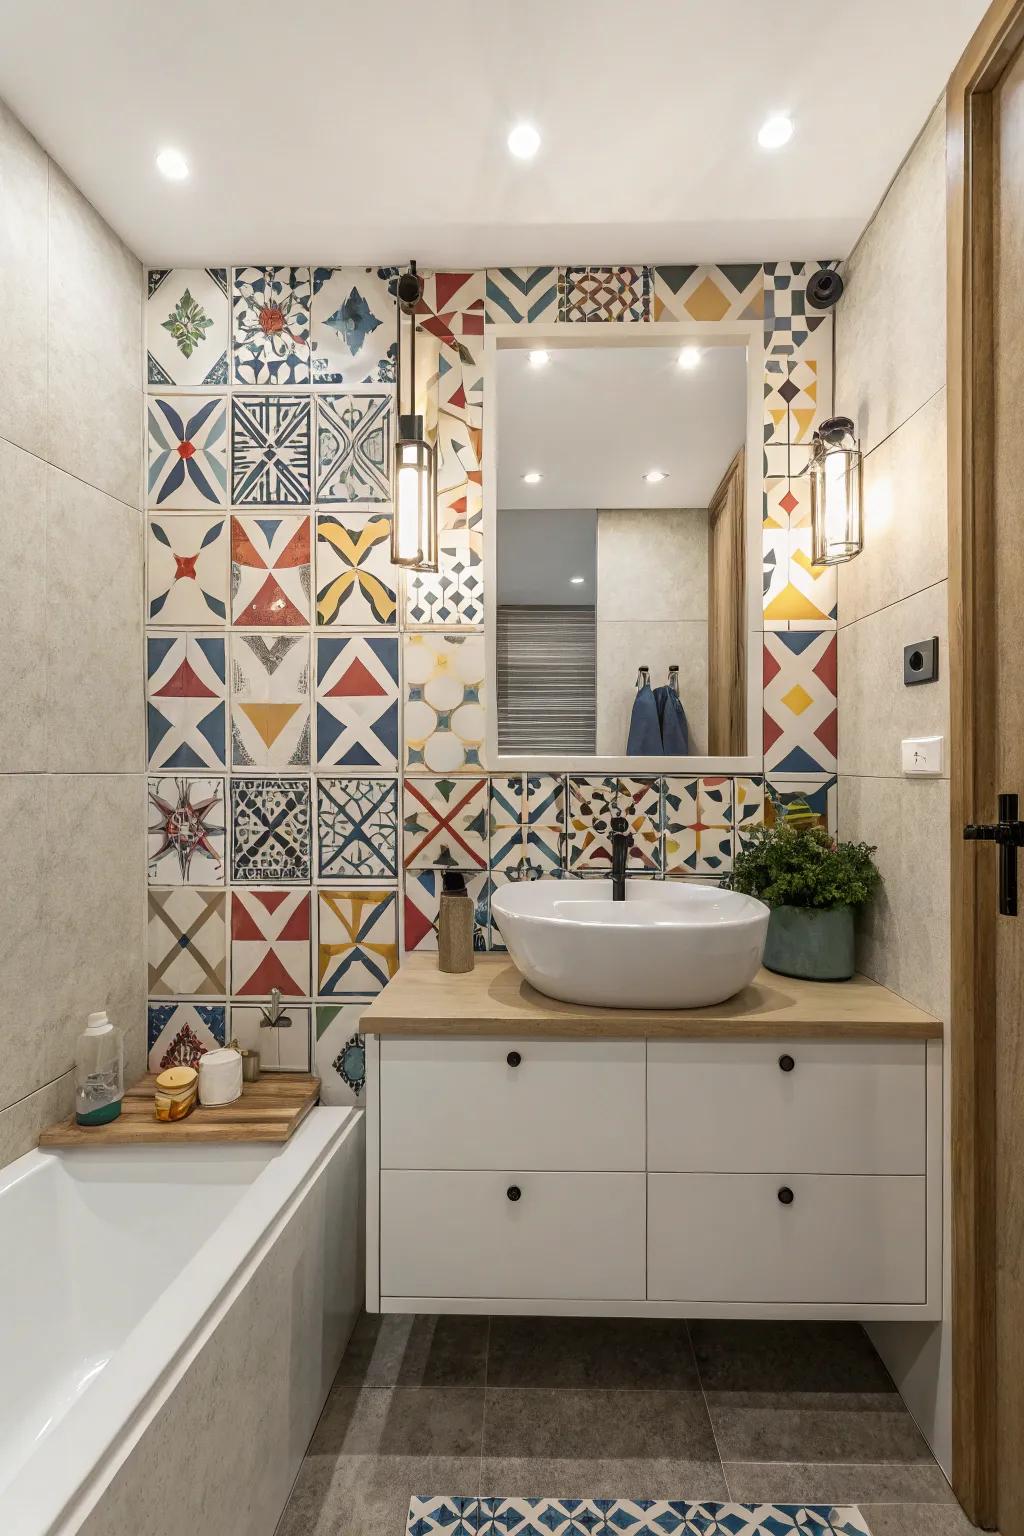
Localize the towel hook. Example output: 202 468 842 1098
635 665 651 690
667 664 680 695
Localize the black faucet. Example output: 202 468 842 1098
610 812 632 902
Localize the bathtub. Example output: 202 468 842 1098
0 1106 364 1536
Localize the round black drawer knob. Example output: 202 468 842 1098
507 1050 522 1068
778 1054 795 1073
507 1185 522 1202
777 1186 795 1206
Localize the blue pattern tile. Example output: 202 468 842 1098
409 1500 871 1536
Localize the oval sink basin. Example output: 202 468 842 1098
490 879 770 1009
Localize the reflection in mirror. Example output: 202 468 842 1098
495 341 749 758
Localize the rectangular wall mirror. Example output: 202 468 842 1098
483 323 764 773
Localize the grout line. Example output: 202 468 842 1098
686 1320 729 1495
837 575 948 634
857 384 946 468
0 1068 73 1116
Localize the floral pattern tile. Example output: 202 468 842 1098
315 512 397 627
231 888 311 997
315 1003 370 1102
230 515 311 627
232 265 311 384
147 1001 226 1073
317 777 399 880
315 634 399 769
317 888 398 996
664 775 734 875
147 396 229 509
148 888 227 997
231 394 311 506
231 1002 311 1071
403 776 488 870
314 392 393 504
147 633 227 770
403 633 485 772
403 868 489 952
148 775 226 885
231 776 312 883
147 515 228 625
310 266 398 384
566 776 662 872
230 633 311 768
146 268 229 387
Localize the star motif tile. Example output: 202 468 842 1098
664 775 735 875
232 265 311 384
566 776 662 872
148 775 226 884
310 266 399 383
147 396 229 509
147 515 228 625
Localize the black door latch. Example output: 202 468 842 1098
964 792 1024 916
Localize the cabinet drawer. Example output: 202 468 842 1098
380 1170 646 1300
647 1040 926 1174
648 1172 926 1304
380 1037 645 1171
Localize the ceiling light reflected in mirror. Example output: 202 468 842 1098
155 147 189 180
757 114 794 149
507 123 541 159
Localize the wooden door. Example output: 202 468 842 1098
706 448 745 755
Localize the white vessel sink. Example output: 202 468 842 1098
490 879 770 1009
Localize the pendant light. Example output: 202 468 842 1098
809 415 863 564
391 261 438 571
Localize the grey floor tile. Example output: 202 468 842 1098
724 1460 956 1505
706 1391 932 1465
487 1316 699 1389
335 1311 489 1387
690 1321 896 1394
276 1454 481 1536
478 1457 730 1502
857 1504 981 1535
308 1385 485 1459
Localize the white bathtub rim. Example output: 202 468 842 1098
3 1106 361 1536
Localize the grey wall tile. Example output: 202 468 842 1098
0 439 47 770
0 774 51 1111
0 1072 73 1167
0 99 48 459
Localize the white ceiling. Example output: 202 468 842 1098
497 343 747 508
0 0 987 266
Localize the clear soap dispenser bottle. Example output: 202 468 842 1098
75 1011 124 1126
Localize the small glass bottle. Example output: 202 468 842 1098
75 1011 124 1126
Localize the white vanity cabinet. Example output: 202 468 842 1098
362 957 943 1322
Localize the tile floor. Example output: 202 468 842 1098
276 1316 977 1536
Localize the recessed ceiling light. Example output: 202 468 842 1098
643 470 668 484
757 114 794 150
570 575 585 585
508 123 541 160
522 471 542 485
528 349 550 368
156 147 189 180
677 346 701 370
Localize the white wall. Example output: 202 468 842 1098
0 97 145 1166
834 100 952 1474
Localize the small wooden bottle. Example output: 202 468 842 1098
438 870 475 973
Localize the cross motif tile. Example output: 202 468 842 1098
403 776 488 869
403 868 489 952
317 777 398 880
664 775 735 875
147 396 229 509
147 633 226 770
230 776 311 883
315 634 399 769
231 394 311 506
147 888 227 997
317 888 398 997
148 515 228 625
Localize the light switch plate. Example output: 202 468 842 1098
901 736 944 775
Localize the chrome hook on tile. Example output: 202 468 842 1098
259 988 293 1029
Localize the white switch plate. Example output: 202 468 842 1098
901 736 944 775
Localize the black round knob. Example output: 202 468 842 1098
507 1051 522 1068
506 1185 522 1202
778 1054 795 1073
777 1186 795 1205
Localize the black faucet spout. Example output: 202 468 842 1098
610 813 631 902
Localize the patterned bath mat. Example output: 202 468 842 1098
407 1498 872 1536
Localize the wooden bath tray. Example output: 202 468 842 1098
39 1073 321 1147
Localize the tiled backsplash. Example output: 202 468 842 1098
144 262 840 1102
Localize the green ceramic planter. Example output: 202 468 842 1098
763 904 855 981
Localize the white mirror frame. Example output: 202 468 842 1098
483 318 765 775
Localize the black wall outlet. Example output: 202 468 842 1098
904 637 939 686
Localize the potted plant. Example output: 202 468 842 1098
731 818 881 981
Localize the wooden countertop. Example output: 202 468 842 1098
361 955 941 1040
39 1073 321 1147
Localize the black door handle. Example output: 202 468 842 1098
506 1051 521 1068
506 1185 521 1202
777 1186 794 1205
778 1054 795 1073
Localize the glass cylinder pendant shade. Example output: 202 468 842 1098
392 414 438 570
809 415 863 565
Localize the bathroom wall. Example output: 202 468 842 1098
834 100 952 1472
0 98 146 1167
594 508 709 755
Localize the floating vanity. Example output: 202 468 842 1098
361 955 942 1321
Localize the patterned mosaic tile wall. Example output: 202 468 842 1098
144 262 839 1102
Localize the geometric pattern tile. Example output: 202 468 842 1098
231 394 311 506
664 775 734 875
558 266 652 322
230 776 312 883
148 775 226 885
146 267 230 388
147 633 227 770
764 526 837 627
314 392 393 504
488 774 565 878
230 888 311 997
147 888 227 998
315 1002 370 1103
147 1001 227 1073
763 260 836 356
764 357 820 449
764 476 812 532
402 868 489 952
147 515 228 624
230 1002 312 1072
317 888 399 997
230 515 311 627
415 271 486 348
405 531 484 627
232 265 311 385
763 630 838 775
405 1498 871 1536
566 776 662 872
429 338 484 533
484 267 558 325
652 263 764 323
230 634 311 768
147 396 229 509
403 633 485 772
315 512 397 627
766 774 839 836
310 266 398 384
734 774 767 848
403 776 488 870
315 634 400 770
317 777 399 881
762 524 790 629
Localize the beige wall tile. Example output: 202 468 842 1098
596 508 709 622
835 102 946 455
45 465 144 773
0 774 50 1111
838 581 949 778
0 439 47 770
839 388 947 627
595 619 708 754
0 1073 74 1169
0 99 48 459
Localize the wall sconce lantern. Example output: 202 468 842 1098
391 260 438 571
809 415 863 564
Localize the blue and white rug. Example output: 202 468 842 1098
407 1498 872 1536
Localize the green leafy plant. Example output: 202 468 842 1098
732 821 881 911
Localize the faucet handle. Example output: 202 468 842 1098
610 811 631 838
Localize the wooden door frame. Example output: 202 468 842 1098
948 0 1024 1524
